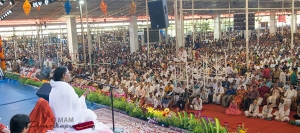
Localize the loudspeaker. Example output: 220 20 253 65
36 83 51 101
144 28 160 43
148 0 169 29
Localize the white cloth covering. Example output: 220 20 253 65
49 80 113 132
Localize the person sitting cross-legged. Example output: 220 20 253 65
190 95 203 110
275 104 291 122
258 103 273 120
225 99 241 115
245 99 259 118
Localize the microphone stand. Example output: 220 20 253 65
109 85 124 133
88 78 124 133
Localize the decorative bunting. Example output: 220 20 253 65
64 0 72 15
23 0 31 16
129 0 136 15
100 0 107 15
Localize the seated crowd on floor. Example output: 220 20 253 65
2 28 300 126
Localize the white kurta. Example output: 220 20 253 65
49 80 113 132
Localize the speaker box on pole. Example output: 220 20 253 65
144 28 160 43
36 83 52 101
148 0 169 29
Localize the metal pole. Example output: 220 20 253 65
146 0 150 58
257 0 260 45
59 24 63 66
31 26 34 53
174 0 178 53
110 86 115 131
36 23 41 67
246 0 249 69
282 0 284 35
85 0 92 73
79 3 86 69
291 0 295 50
13 28 17 59
41 24 44 61
228 0 231 49
192 0 195 42
123 22 126 43
180 0 184 48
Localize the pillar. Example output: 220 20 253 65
292 14 297 33
244 30 251 38
129 16 138 53
66 16 78 62
214 15 221 40
176 19 183 47
270 12 277 34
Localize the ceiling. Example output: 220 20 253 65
0 0 299 26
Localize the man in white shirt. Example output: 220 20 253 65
283 85 297 105
145 92 155 106
275 104 290 122
174 46 187 62
173 83 183 103
226 64 235 75
245 99 259 117
258 103 273 120
190 95 203 110
213 83 224 104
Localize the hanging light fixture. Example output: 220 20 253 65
23 0 31 15
10 0 14 5
64 0 72 15
0 1 4 5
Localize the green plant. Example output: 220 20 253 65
19 77 29 85
4 72 20 80
25 79 44 87
113 100 127 111
74 87 85 96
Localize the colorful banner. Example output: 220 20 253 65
278 15 286 22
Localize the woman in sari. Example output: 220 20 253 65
233 85 248 107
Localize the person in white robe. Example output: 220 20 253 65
258 103 273 120
213 83 224 104
245 99 259 117
174 46 187 62
275 104 290 122
190 95 203 110
273 99 284 116
49 67 113 132
283 85 297 105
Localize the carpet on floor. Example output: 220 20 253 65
184 104 300 133
94 108 182 133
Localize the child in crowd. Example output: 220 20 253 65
225 100 241 115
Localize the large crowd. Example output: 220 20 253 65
1 27 300 133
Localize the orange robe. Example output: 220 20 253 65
27 98 55 133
